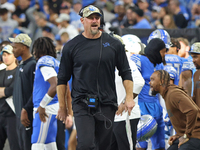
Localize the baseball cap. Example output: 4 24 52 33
133 8 144 17
190 42 200 54
56 13 70 23
9 34 32 47
1 45 13 55
81 5 102 18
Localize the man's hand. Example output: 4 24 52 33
65 114 73 129
21 108 30 127
36 106 48 123
56 107 68 123
125 98 135 116
168 135 179 145
116 103 125 116
178 136 189 148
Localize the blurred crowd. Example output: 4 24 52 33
1 0 200 55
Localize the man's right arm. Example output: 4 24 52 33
179 70 192 96
56 84 68 123
57 45 73 122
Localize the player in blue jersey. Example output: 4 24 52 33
31 37 60 150
177 37 196 96
131 38 166 150
165 38 183 85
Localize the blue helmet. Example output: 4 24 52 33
137 115 158 142
147 29 171 49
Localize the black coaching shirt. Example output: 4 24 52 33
13 57 36 120
58 32 132 107
0 67 17 116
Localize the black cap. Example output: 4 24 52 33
133 8 144 17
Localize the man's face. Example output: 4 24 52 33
81 13 101 36
149 72 161 95
2 52 16 66
191 53 200 69
12 43 24 58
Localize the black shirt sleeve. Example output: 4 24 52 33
57 43 73 85
115 39 132 81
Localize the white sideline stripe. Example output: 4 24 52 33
37 114 52 143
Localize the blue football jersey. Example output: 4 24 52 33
33 56 60 107
165 54 183 85
131 54 164 103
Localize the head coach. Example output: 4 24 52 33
56 5 135 150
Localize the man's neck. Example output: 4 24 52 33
82 30 102 39
160 86 167 97
21 51 32 61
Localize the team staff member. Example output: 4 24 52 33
57 5 134 150
150 70 200 150
110 34 145 150
9 34 36 150
0 45 20 150
190 43 200 108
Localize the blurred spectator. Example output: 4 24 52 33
150 6 160 28
56 13 79 40
0 8 18 41
48 0 62 15
0 0 15 13
191 3 200 27
12 0 30 28
156 6 169 26
59 5 70 17
43 1 50 21
137 0 152 22
162 14 177 29
110 1 126 27
60 31 70 45
123 0 135 10
130 7 151 28
153 0 168 8
70 0 84 32
101 1 115 23
122 6 136 28
168 0 188 28
55 34 62 61
26 7 59 42
42 26 55 42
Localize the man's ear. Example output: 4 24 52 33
80 17 84 24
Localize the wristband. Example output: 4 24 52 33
40 93 53 108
